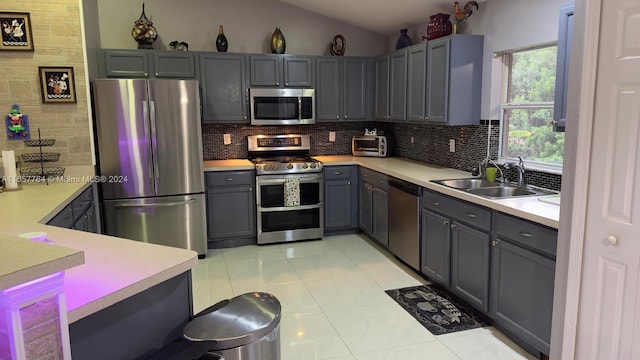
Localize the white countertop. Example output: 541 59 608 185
0 181 198 323
314 155 560 229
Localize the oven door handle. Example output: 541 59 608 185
258 204 322 212
257 176 322 185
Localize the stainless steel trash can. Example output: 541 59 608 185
183 292 281 360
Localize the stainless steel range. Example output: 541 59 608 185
248 134 323 245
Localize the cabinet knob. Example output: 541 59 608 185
334 171 342 175
336 115 340 119
433 201 439 206
451 223 456 229
519 231 534 238
467 213 477 218
155 72 159 76
225 178 235 181
276 82 280 86
492 240 498 246
285 82 289 86
144 72 149 77
607 235 618 245
249 187 253 192
347 181 351 185
345 115 348 119
442 220 449 226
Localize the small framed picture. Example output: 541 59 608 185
38 66 77 104
0 12 34 51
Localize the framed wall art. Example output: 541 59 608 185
0 12 34 51
38 67 77 104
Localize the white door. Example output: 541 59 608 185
575 0 640 358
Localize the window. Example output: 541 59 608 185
500 45 564 169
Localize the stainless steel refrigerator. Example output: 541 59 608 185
92 79 207 257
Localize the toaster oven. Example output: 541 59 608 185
352 136 387 157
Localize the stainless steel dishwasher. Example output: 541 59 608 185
388 177 421 271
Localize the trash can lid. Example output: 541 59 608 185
183 292 281 350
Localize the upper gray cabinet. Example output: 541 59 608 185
426 35 483 125
374 55 390 120
407 43 428 122
249 54 314 87
200 53 248 123
389 50 408 121
316 57 369 121
553 3 574 132
98 49 196 79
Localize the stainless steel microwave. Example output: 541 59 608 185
352 135 388 157
250 88 315 125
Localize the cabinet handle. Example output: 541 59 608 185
492 240 498 246
249 187 253 192
334 171 342 175
433 201 439 206
225 178 235 181
519 231 534 238
467 213 477 218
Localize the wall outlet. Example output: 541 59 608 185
223 134 231 145
329 132 336 142
449 139 456 152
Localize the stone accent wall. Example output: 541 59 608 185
0 0 92 169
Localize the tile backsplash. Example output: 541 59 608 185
202 121 562 191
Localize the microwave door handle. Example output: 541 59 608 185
298 96 302 121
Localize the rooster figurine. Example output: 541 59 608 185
453 1 479 33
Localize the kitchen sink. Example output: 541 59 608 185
432 178 501 190
431 178 558 199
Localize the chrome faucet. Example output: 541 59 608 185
504 156 526 187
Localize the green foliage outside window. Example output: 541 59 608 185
502 46 564 165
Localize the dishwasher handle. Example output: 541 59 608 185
388 177 421 196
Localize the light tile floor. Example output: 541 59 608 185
191 234 537 360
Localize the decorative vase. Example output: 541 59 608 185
216 25 228 52
395 29 412 50
270 27 286 54
425 13 453 40
131 3 157 49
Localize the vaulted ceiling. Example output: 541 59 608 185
277 0 485 35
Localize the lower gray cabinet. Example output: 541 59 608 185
324 166 358 231
205 171 256 246
358 168 388 246
421 189 490 310
490 212 557 356
48 185 99 234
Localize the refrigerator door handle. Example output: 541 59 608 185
149 100 160 180
113 198 198 208
142 100 154 182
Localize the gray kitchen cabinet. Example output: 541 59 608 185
425 35 483 125
250 55 314 87
324 166 358 232
421 189 491 311
98 49 196 79
374 55 390 120
406 43 427 122
389 50 407 121
200 53 248 123
553 3 574 132
205 171 256 246
490 212 557 356
316 57 368 121
358 168 388 246
48 185 100 234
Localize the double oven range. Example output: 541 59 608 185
248 134 323 245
